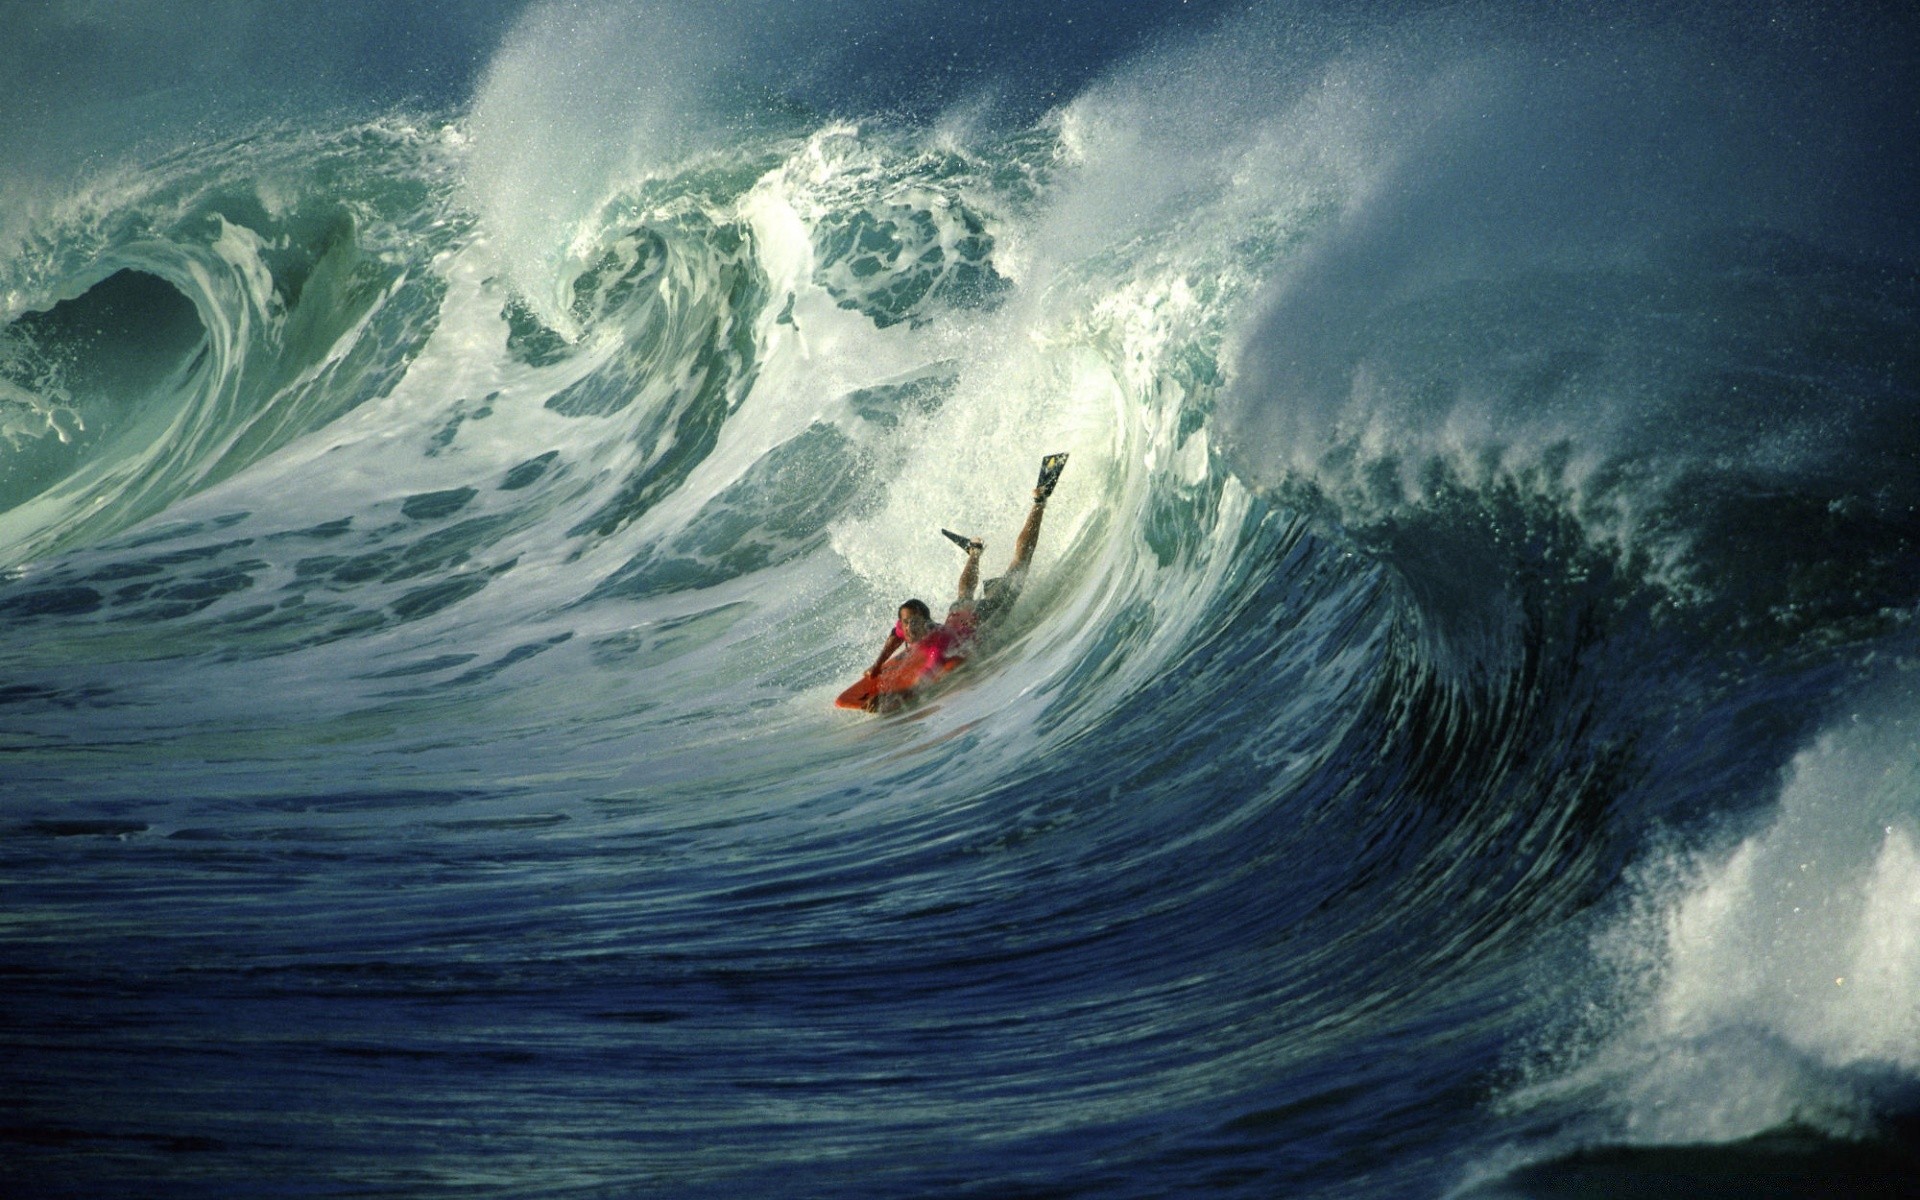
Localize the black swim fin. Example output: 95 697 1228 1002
1035 453 1069 499
941 528 982 552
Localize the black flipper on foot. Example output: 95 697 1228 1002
1035 453 1069 499
941 528 983 552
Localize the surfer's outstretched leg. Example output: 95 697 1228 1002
954 538 985 602
1007 453 1066 574
1006 490 1047 574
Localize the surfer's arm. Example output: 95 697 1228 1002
867 631 904 677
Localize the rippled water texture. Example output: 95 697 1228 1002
3 2 1917 1197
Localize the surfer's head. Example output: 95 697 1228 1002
898 599 934 641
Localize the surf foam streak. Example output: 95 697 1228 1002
1208 9 1920 606
1500 676 1920 1156
0 120 467 566
2 5 1918 1197
465 0 735 340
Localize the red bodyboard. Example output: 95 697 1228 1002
835 655 964 711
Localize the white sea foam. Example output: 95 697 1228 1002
1506 675 1920 1151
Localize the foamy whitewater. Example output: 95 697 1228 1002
4 2 1917 1196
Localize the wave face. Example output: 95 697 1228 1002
3 2 1917 1196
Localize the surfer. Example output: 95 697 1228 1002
863 596 965 686
861 454 1066 685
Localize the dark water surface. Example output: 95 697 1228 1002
3 2 1917 1196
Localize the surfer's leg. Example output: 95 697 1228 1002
1006 491 1047 575
955 539 985 602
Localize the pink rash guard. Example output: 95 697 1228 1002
893 616 969 674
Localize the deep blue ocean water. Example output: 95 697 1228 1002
3 2 1918 1196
